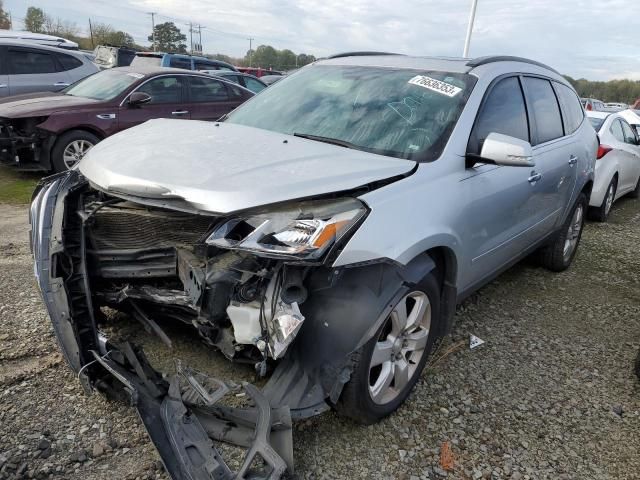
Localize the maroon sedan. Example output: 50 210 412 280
0 66 254 172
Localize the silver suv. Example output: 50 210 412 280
30 53 597 477
0 40 98 97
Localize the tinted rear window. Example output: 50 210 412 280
523 77 564 144
555 83 584 134
169 57 192 69
57 53 83 71
8 48 56 74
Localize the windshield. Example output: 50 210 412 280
226 65 476 160
64 70 142 100
588 116 605 132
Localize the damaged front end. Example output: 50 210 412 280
0 117 53 170
31 170 388 478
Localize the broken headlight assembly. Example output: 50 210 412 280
206 198 368 261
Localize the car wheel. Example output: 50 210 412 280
629 176 640 199
332 272 441 425
51 130 100 173
588 176 617 222
539 193 587 272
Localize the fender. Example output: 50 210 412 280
263 253 445 416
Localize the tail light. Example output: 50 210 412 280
586 103 592 111
596 144 612 159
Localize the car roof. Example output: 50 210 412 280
586 111 611 119
0 38 85 56
109 66 219 76
0 30 78 48
318 53 562 78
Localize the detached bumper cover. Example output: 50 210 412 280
30 170 294 479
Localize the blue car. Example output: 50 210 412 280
130 51 237 72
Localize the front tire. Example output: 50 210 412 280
539 193 587 272
332 272 441 424
51 130 99 173
588 176 617 222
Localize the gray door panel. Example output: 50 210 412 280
461 164 540 288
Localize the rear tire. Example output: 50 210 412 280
539 193 587 272
332 272 442 424
51 130 99 173
588 176 617 222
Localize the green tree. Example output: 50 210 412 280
277 49 296 69
250 45 278 68
0 0 11 30
148 22 187 53
91 22 135 47
24 6 45 32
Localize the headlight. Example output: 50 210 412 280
206 198 367 260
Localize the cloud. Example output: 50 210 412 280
6 0 640 79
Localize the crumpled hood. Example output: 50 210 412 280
0 93 100 118
79 119 416 214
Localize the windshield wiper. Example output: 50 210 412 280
293 133 357 150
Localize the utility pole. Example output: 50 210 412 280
248 38 254 67
197 25 205 54
463 0 479 58
148 12 156 51
188 22 194 54
88 18 94 48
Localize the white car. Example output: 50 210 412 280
587 111 640 221
618 109 640 137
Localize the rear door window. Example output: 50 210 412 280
522 77 564 144
188 76 230 102
57 53 83 71
8 48 57 74
468 76 529 155
169 57 192 70
555 83 584 134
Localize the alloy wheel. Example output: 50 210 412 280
62 139 94 170
368 291 431 405
604 182 615 216
563 203 584 262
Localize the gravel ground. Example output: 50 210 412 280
1 196 639 480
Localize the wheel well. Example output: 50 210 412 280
581 180 594 201
424 246 457 288
55 126 105 144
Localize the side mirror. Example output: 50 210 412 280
479 132 535 167
128 91 152 106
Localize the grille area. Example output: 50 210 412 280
90 206 216 250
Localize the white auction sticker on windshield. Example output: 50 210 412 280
127 73 144 79
408 75 462 97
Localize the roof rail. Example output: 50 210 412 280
466 56 560 75
327 51 402 59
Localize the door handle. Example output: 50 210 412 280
171 110 189 115
0 84 7 88
53 82 70 87
528 172 542 183
568 155 578 166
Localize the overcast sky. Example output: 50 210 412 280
5 0 639 80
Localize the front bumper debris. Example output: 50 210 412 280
92 342 293 479
30 171 294 479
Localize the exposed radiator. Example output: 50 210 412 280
90 205 216 250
